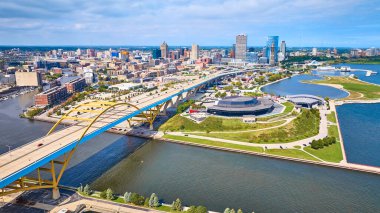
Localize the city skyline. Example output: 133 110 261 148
0 0 379 47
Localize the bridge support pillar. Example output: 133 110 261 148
149 123 154 130
52 187 60 199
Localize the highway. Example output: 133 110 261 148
0 70 242 189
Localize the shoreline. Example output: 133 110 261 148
30 103 380 176
159 137 380 175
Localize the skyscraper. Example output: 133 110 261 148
265 36 279 63
160 41 169 58
312 48 318 56
191 44 199 60
152 49 161 59
280 41 286 56
235 34 247 60
269 43 275 66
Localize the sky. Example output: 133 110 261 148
0 0 379 47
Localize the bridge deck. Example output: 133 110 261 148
0 71 236 188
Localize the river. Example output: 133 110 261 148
0 69 380 212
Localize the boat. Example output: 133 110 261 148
340 66 351 72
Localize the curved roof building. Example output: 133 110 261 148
207 96 274 116
286 94 324 108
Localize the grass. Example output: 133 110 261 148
304 142 343 163
256 102 294 121
328 125 340 140
163 134 264 153
303 125 343 163
193 109 320 144
264 149 320 161
310 76 380 100
327 111 337 123
159 114 285 132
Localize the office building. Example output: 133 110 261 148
265 36 279 63
235 34 247 60
152 49 161 59
160 41 169 58
15 70 43 87
65 78 86 93
191 44 199 60
34 86 68 106
280 41 286 56
312 48 318 56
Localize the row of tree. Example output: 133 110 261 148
78 185 208 212
311 136 337 149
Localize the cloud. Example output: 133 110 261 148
0 0 378 47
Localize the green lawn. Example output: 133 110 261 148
163 134 264 153
194 109 320 144
264 149 320 161
304 142 343 163
256 102 294 121
311 77 380 100
327 112 337 123
303 125 343 163
159 114 285 132
328 125 340 140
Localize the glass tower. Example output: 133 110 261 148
265 36 279 62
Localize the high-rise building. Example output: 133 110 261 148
15 70 43 87
269 43 275 66
235 34 247 60
152 49 161 59
191 44 199 60
312 48 318 56
280 41 286 56
265 36 279 63
160 41 169 58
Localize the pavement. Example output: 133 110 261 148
167 108 328 149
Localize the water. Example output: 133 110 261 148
337 103 380 167
91 141 380 213
1 84 380 213
261 75 349 99
328 63 380 85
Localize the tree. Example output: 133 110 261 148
187 206 197 213
77 184 83 193
224 208 231 213
230 209 236 213
144 198 150 207
83 184 91 195
106 188 114 200
124 192 132 203
237 209 243 213
171 198 182 211
130 193 145 205
195 206 208 213
100 190 107 199
149 193 159 207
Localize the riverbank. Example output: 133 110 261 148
160 136 380 175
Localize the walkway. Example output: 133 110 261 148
167 109 328 149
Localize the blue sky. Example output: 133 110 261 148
0 0 379 47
